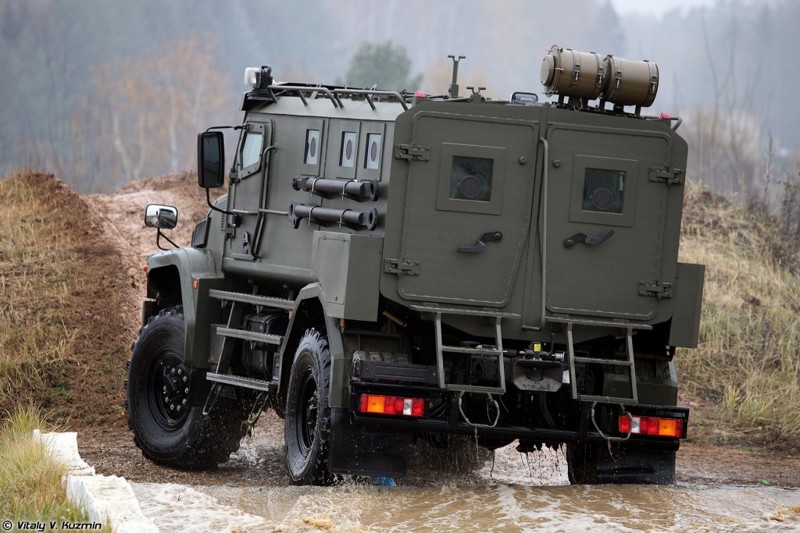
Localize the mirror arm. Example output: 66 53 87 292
156 229 179 251
206 187 234 216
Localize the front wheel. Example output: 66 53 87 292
126 306 248 470
284 328 334 485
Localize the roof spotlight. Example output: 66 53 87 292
244 65 273 91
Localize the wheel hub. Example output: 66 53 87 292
160 360 190 420
298 372 319 453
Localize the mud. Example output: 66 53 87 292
118 415 800 532
78 410 800 532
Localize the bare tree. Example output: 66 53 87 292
75 34 230 191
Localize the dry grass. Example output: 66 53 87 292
0 170 129 426
679 182 800 447
0 407 87 521
0 171 82 416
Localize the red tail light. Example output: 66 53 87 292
358 394 425 418
618 414 685 438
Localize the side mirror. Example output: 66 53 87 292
197 131 225 188
145 204 179 229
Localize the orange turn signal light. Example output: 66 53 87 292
358 394 425 418
618 414 685 438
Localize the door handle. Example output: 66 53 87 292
457 231 503 254
563 229 615 249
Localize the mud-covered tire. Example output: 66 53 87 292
566 441 676 484
126 306 248 470
284 328 334 485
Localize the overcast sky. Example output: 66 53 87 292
608 0 719 16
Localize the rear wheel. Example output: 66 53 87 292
566 441 676 484
126 307 249 470
284 328 334 485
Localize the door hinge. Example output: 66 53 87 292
394 143 430 162
384 258 420 276
649 167 684 185
638 280 673 299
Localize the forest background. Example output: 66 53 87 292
1 0 798 207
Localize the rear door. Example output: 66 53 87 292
396 112 538 307
545 125 673 320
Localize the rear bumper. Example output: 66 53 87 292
352 413 681 451
348 384 686 451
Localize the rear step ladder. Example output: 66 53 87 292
560 320 647 405
413 305 519 395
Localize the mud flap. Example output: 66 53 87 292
327 408 410 477
594 443 677 484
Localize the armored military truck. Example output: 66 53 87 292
127 46 704 485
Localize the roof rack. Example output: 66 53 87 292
254 84 411 111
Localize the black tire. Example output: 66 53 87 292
126 306 249 470
284 328 334 485
566 441 676 484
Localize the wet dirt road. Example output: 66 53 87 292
189 482 800 532
118 413 800 532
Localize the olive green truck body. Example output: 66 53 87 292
128 49 704 485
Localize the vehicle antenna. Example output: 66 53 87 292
447 55 466 98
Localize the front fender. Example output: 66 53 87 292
145 247 223 368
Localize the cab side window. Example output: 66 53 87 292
239 125 265 176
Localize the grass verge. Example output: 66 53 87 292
0 407 87 522
679 182 800 448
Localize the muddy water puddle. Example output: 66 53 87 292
195 483 800 532
132 442 800 532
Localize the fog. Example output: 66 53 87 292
1 0 796 202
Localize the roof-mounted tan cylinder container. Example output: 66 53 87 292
540 45 606 100
603 55 659 107
540 45 660 109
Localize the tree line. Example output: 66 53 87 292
1 0 799 204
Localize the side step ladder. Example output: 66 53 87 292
205 289 294 392
412 305 519 395
563 321 641 405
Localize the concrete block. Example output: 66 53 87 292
66 475 158 533
33 429 95 476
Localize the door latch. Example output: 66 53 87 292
563 229 615 249
457 231 503 254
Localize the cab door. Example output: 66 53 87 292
396 112 538 307
228 121 272 260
